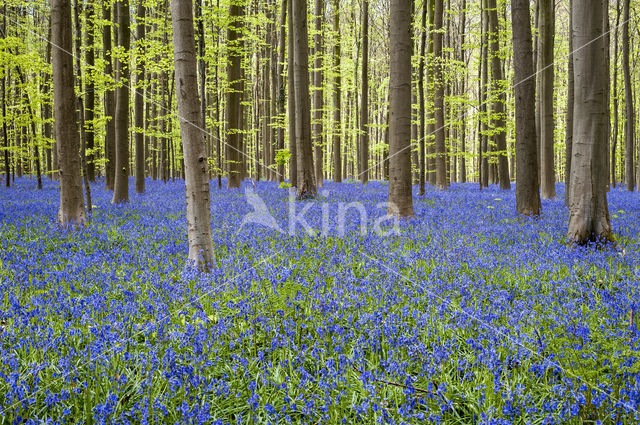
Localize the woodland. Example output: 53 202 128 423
1 0 640 422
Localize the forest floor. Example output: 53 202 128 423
1 178 640 424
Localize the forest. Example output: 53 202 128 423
1 0 640 422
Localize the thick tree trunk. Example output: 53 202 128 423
332 0 342 183
292 0 316 199
486 0 510 190
135 2 146 194
388 0 413 217
226 1 244 188
567 0 612 244
170 0 215 270
103 2 116 190
52 0 86 226
622 0 634 190
539 0 555 198
112 0 130 203
433 0 447 190
511 0 541 216
313 0 324 186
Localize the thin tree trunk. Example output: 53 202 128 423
622 0 635 190
313 0 324 186
486 0 510 190
332 0 342 182
418 0 427 195
135 2 146 194
103 2 116 190
287 0 297 186
0 5 7 187
565 0 574 205
610 0 621 188
539 0 555 198
52 0 86 226
359 0 369 183
388 0 414 217
85 3 96 182
292 0 316 199
433 0 447 190
227 1 244 188
511 0 541 216
171 0 215 270
276 0 287 182
567 0 612 244
112 0 130 203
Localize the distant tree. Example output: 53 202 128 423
567 0 612 244
511 0 541 216
313 0 324 186
565 0 574 205
170 0 215 270
52 0 85 225
292 0 317 199
388 0 413 217
112 0 130 203
417 0 427 195
287 0 297 186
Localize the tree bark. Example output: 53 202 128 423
276 0 287 182
539 0 555 198
112 0 130 203
226 1 244 188
388 0 413 217
52 0 86 226
135 2 146 194
622 0 634 190
103 2 116 190
313 0 324 186
511 0 541 216
486 0 510 190
565 0 574 205
418 0 427 195
567 0 612 244
332 0 341 182
292 0 317 199
287 0 297 186
433 0 447 190
170 0 215 270
359 0 369 184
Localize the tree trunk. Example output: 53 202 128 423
103 2 116 190
292 0 317 199
313 0 324 186
52 0 86 226
511 0 541 216
85 3 96 182
567 0 612 244
622 0 634 190
388 0 413 217
227 1 244 188
539 0 555 198
565 0 574 205
287 0 297 186
610 0 621 189
433 0 447 190
276 0 287 182
486 0 510 190
135 2 146 194
332 0 342 183
170 0 215 270
112 0 130 203
418 0 427 195
359 0 369 184
0 6 7 187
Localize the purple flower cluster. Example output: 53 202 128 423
1 178 639 424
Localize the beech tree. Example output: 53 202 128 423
511 0 540 216
388 0 413 217
112 0 131 203
52 0 85 226
226 0 244 189
170 0 215 269
539 0 555 199
567 0 613 244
